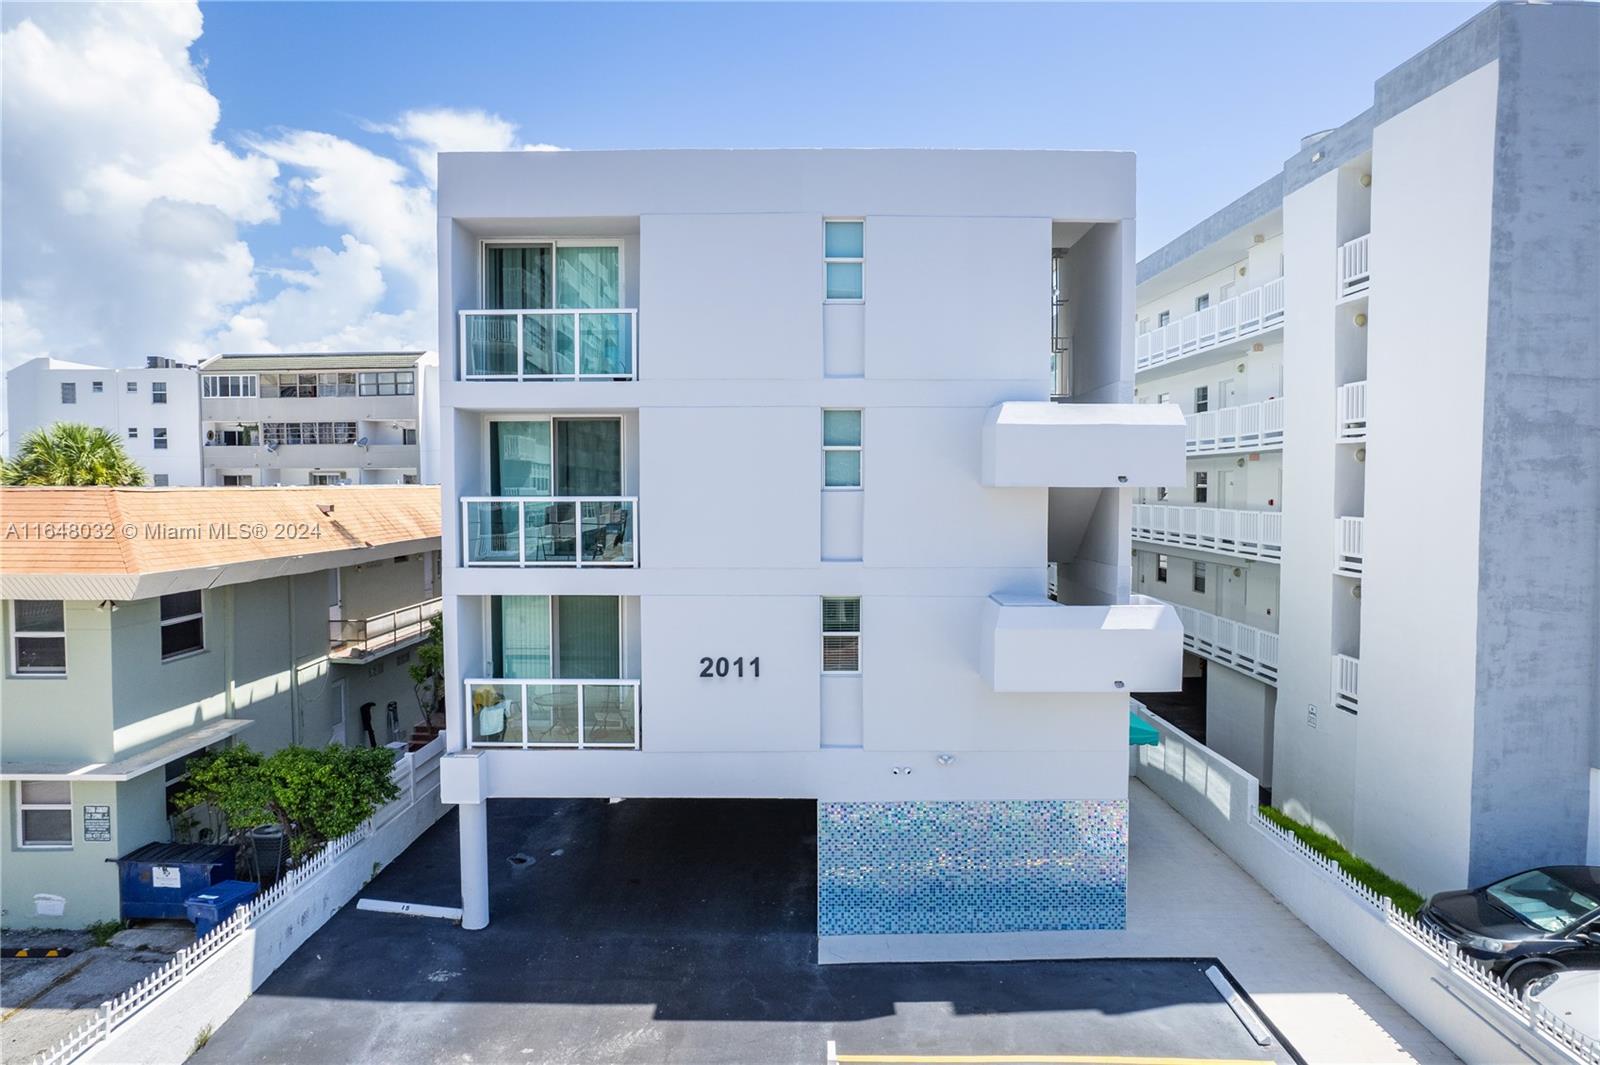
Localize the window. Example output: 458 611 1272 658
1194 385 1209 414
11 601 66 675
402 428 418 445
17 781 71 848
92 381 104 393
212 425 254 446
153 428 168 450
153 474 169 487
1157 392 1171 404
164 749 213 817
1195 293 1210 311
310 472 346 485
822 597 861 673
126 381 138 393
822 409 862 488
261 422 358 446
1157 311 1170 327
402 474 419 485
159 591 204 660
60 382 76 404
151 382 167 405
1156 554 1169 583
358 371 415 397
221 474 254 486
1156 486 1169 502
201 374 258 398
823 220 864 301
1193 562 1207 594
1194 471 1209 504
127 427 138 439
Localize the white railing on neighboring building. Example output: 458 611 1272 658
1158 599 1279 684
1334 653 1360 711
1133 504 1284 561
464 678 641 750
1337 234 1371 298
1185 397 1286 455
1337 380 1368 441
1335 516 1365 576
461 497 637 567
458 308 637 381
1136 277 1285 372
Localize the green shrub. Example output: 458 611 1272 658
177 744 400 860
1259 805 1426 914
85 919 124 947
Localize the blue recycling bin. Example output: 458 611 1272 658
108 843 237 921
184 880 259 937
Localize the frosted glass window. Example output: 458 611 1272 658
823 409 862 488
824 220 864 300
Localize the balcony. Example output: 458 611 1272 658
459 309 636 381
1136 277 1285 373
1185 398 1285 455
1133 504 1283 561
461 497 636 567
1337 234 1370 299
1160 599 1279 685
980 593 1183 694
464 678 639 749
329 598 442 663
1337 381 1368 441
1335 516 1365 577
1333 653 1360 712
981 402 1185 488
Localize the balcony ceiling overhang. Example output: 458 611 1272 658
981 402 1185 489
980 593 1183 694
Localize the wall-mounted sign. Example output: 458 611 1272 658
82 805 111 842
152 865 181 889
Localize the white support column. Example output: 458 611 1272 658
458 799 489 930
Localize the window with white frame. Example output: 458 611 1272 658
1195 293 1210 311
151 382 167 405
221 474 254 486
1193 561 1207 594
261 422 358 446
202 374 258 398
1157 392 1171 404
310 472 347 485
358 370 415 397
17 781 72 848
821 597 861 673
159 591 204 660
402 428 418 445
1194 385 1209 413
823 220 864 301
822 409 862 488
1194 471 1208 504
153 474 169 487
127 427 138 439
126 380 138 393
92 381 104 393
60 382 76 404
1157 311 1170 327
11 600 66 675
1156 554 1169 583
153 428 168 450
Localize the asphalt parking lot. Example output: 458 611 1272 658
196 797 1296 1065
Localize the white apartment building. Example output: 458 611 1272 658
198 351 440 486
1133 1 1599 895
434 149 1185 939
5 357 203 485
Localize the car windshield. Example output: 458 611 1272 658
1486 870 1600 934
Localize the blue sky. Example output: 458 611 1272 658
1 2 1483 371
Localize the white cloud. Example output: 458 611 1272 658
1 2 551 371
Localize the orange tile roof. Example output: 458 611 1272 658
1 486 440 578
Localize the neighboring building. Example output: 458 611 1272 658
4 356 203 486
197 351 440 486
1132 2 1599 894
0 486 443 928
434 149 1185 937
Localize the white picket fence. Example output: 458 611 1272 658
36 738 445 1065
1133 705 1599 1065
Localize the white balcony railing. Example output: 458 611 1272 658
329 597 442 659
1333 654 1360 711
464 678 640 749
461 497 637 567
1337 234 1371 299
1133 504 1284 561
1185 397 1286 455
459 308 637 381
1337 380 1368 441
1158 599 1279 685
1136 277 1285 372
1335 516 1365 576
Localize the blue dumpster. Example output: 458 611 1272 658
107 843 237 921
185 880 259 937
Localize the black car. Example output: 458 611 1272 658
1418 865 1600 990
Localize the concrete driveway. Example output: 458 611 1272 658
196 795 1291 1065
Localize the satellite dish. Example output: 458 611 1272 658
356 436 370 447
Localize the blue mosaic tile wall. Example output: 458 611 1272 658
816 799 1127 935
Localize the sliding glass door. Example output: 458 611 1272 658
467 243 630 379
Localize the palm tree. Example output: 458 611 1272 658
0 423 149 486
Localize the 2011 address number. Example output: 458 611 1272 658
699 656 759 678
